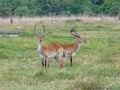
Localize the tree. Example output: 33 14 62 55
70 0 92 15
100 0 120 16
0 0 120 17
109 2 120 16
90 0 104 5
14 6 30 17
0 0 30 17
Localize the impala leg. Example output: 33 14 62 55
41 58 45 67
56 54 64 69
42 61 45 67
70 55 72 66
43 58 49 67
44 59 47 70
41 57 45 67
59 60 64 69
60 60 64 68
59 58 64 68
45 56 49 68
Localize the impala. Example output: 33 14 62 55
34 24 64 68
58 28 83 66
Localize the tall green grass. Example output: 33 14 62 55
0 19 120 90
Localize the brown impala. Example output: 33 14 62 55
58 28 83 66
34 24 65 69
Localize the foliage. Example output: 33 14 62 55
0 0 120 16
14 6 30 16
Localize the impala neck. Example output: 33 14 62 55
73 38 81 52
38 41 42 53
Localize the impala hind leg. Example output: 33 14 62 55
55 55 64 68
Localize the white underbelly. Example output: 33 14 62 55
64 52 76 57
48 53 56 59
39 53 56 59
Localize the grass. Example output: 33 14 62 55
0 16 120 90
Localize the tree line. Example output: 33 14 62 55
0 0 120 17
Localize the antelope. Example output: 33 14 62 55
58 28 83 66
34 24 64 68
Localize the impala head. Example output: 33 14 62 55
34 24 46 42
70 27 83 43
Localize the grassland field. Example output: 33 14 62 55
0 16 120 90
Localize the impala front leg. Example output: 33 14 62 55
70 55 72 66
41 61 44 67
45 56 49 68
40 57 45 67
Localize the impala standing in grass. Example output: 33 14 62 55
58 28 84 66
34 24 65 69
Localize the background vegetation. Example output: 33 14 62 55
0 0 120 89
0 17 120 90
0 0 120 17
